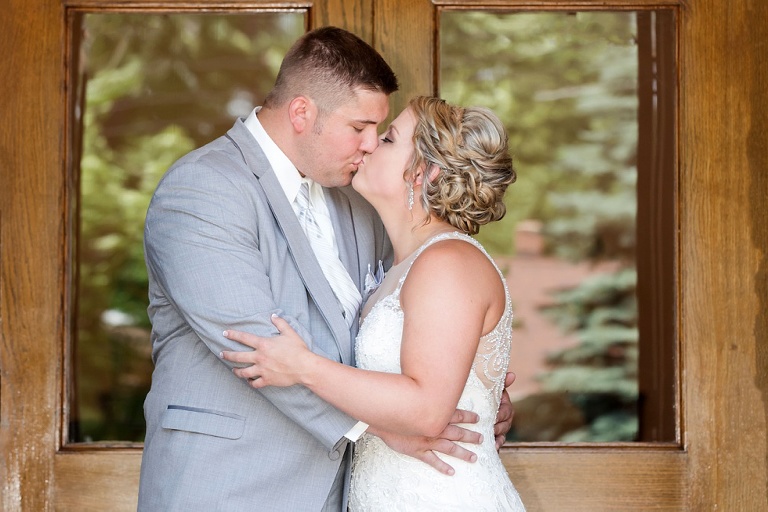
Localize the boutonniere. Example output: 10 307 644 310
364 260 385 298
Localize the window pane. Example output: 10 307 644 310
440 10 675 442
70 11 305 443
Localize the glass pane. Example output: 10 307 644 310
70 12 305 443
441 10 673 442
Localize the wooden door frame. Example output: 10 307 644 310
2 0 766 510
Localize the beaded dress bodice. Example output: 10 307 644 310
348 232 525 511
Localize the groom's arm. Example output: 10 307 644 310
145 160 357 450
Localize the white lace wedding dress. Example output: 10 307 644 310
349 232 526 511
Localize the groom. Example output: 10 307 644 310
138 26 513 511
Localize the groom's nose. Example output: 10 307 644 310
360 127 379 154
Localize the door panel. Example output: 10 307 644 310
1 0 67 508
2 0 766 510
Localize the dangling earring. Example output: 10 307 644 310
407 182 414 211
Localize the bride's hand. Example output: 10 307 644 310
220 315 311 388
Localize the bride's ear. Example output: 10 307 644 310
414 164 440 186
413 164 440 185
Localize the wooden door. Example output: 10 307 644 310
2 0 766 510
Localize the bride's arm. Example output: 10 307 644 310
221 241 504 437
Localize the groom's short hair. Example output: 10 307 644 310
263 26 399 115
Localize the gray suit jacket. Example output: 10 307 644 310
138 119 391 511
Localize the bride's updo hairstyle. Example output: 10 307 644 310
407 96 516 235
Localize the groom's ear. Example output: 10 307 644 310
288 96 316 133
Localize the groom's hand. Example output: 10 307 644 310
494 372 516 450
369 410 482 476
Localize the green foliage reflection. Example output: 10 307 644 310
441 11 640 441
74 13 304 442
76 11 643 443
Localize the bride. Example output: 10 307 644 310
222 96 526 511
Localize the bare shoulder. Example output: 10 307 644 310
404 237 501 297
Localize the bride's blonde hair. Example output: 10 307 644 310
405 96 516 235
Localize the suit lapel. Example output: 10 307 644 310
225 120 352 363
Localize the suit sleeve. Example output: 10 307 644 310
144 157 357 451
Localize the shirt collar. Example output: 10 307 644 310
243 107 303 204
